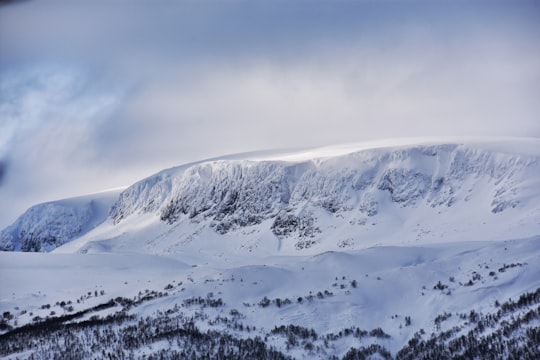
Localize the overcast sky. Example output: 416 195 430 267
0 0 539 227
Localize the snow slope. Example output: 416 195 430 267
53 137 540 258
0 188 122 252
1 236 539 358
1 138 540 359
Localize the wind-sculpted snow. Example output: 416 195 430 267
3 140 540 253
106 142 540 251
159 161 304 233
111 171 173 224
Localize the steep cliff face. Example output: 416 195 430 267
104 140 540 252
3 139 540 253
111 145 525 224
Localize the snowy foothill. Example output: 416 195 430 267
1 236 539 358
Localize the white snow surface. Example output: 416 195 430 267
49 137 540 258
2 137 540 359
1 236 539 357
0 189 122 252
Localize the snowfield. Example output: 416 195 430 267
1 138 540 359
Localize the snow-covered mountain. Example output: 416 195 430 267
3 138 540 255
0 189 121 252
50 137 540 257
1 138 540 359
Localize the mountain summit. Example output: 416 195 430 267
3 138 540 256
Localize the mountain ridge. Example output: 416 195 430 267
2 137 540 255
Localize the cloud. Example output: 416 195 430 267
0 64 123 158
0 65 129 225
0 159 6 186
94 38 540 165
0 0 31 6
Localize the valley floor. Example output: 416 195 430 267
1 236 540 359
